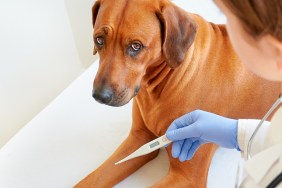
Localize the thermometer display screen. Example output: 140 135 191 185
149 141 160 148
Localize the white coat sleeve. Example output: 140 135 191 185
237 119 270 159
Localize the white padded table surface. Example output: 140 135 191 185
0 61 243 188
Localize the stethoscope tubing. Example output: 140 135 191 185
247 95 282 159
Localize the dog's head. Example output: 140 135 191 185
92 0 197 106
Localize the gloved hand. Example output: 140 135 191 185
166 110 239 162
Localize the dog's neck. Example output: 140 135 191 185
142 59 171 93
142 43 196 93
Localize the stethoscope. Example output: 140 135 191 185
236 95 282 188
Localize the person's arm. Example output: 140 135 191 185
237 119 270 159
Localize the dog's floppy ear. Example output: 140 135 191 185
156 4 198 68
92 1 100 27
92 0 100 55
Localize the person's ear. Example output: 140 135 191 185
276 51 282 72
267 35 282 72
275 40 282 73
276 46 282 72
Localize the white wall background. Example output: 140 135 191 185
0 0 225 148
174 0 226 23
0 0 96 148
65 0 96 68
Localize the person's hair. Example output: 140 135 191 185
221 0 282 41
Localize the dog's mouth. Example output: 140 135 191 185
92 86 140 107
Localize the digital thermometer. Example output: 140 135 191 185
115 135 172 165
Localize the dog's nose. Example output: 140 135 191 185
92 88 113 104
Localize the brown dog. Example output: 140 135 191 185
75 0 280 187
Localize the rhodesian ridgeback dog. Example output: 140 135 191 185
75 0 280 187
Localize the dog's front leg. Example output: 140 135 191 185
75 100 158 188
150 144 217 188
75 134 159 187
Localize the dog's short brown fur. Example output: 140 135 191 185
75 0 280 187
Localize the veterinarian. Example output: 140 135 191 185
166 0 282 187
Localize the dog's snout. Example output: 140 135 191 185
92 88 113 104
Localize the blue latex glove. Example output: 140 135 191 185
166 110 239 162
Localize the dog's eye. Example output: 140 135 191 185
131 42 142 51
95 37 104 46
128 42 143 57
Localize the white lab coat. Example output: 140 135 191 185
237 106 282 188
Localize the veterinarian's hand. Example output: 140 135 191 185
166 110 239 162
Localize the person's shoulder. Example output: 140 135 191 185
271 106 282 125
275 106 282 115
266 106 282 147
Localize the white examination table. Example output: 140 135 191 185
0 61 243 188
